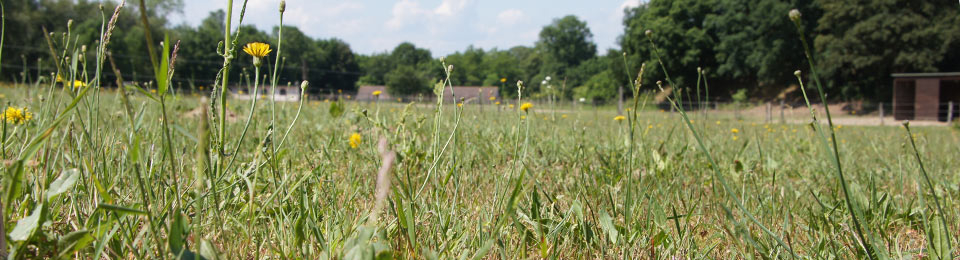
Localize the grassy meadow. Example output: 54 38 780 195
1 1 958 259
1 82 958 259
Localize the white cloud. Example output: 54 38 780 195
619 0 641 11
497 9 524 26
386 0 472 31
434 0 469 16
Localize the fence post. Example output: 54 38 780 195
766 102 772 123
779 100 785 124
948 101 954 122
879 102 885 126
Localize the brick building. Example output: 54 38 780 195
892 72 960 121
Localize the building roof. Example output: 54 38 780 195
890 72 960 78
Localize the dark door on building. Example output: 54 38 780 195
940 80 960 121
894 80 915 120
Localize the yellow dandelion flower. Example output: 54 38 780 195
4 107 33 125
457 103 463 108
243 42 272 67
150 89 157 93
495 101 501 105
716 121 721 125
372 90 382 96
614 115 626 121
561 114 568 119
648 124 653 129
520 102 533 112
731 128 739 134
732 136 739 141
348 133 362 149
489 96 496 101
500 77 507 83
243 42 272 58
71 80 87 89
520 115 526 120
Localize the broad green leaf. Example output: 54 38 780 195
57 229 94 259
199 239 220 260
169 211 188 255
3 160 25 215
599 210 619 244
10 203 45 241
47 168 80 201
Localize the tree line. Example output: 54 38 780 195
3 0 958 101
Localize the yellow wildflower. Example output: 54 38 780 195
489 96 496 101
243 42 272 58
495 101 501 105
348 133 362 149
243 42 272 67
4 107 33 125
520 115 526 120
614 115 626 121
500 77 507 83
372 90 382 96
561 114 568 119
508 104 514 109
731 128 739 134
520 102 533 112
732 136 739 141
71 80 86 89
457 103 463 108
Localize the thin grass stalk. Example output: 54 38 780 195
225 66 261 172
790 10 876 258
218 0 235 171
645 32 798 258
413 62 456 200
903 122 952 258
276 81 308 152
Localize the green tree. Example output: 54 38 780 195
313 38 360 93
357 52 392 86
574 70 618 102
621 0 716 92
386 65 427 96
813 0 960 100
172 10 226 89
704 0 817 94
537 15 597 76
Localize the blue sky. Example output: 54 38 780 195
170 0 642 56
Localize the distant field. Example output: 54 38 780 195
1 84 957 259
